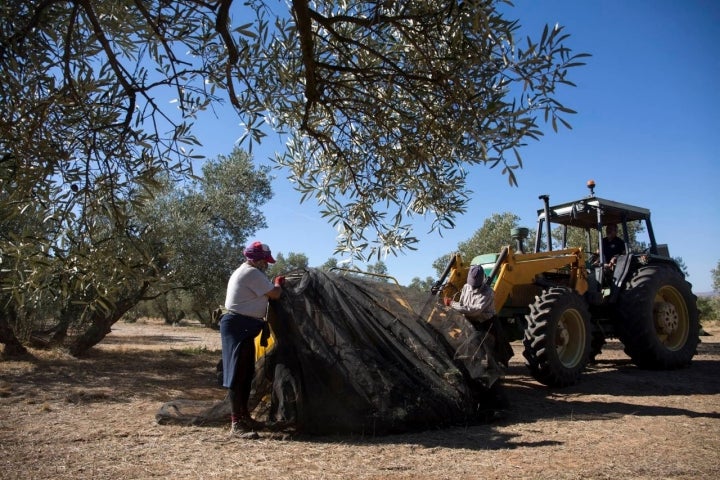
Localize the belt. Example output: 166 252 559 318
225 309 263 321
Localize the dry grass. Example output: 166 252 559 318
1 317 719 480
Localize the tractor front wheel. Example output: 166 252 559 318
523 287 592 387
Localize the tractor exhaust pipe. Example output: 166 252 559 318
539 194 552 251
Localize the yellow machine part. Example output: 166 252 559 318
254 332 274 361
255 305 279 361
440 246 589 312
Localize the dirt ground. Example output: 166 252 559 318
1 318 718 480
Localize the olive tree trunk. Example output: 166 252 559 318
67 283 149 356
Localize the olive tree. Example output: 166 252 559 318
2 0 585 255
1 0 585 353
269 1 587 258
142 148 272 325
1 183 163 354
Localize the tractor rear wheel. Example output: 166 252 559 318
616 264 699 369
523 287 592 387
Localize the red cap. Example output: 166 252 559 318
244 241 276 263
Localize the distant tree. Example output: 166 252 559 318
673 257 689 278
366 261 387 275
267 252 310 278
145 147 272 325
698 260 720 325
408 276 436 293
552 225 593 252
432 212 524 275
319 258 339 272
697 296 720 324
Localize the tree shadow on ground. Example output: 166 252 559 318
100 334 213 346
0 347 221 407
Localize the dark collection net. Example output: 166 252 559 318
157 268 506 434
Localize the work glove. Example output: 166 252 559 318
274 275 286 287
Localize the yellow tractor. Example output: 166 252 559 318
434 181 699 387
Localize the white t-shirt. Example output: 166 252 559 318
224 263 274 318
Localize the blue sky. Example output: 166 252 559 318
193 0 720 293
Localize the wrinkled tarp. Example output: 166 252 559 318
157 269 505 434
